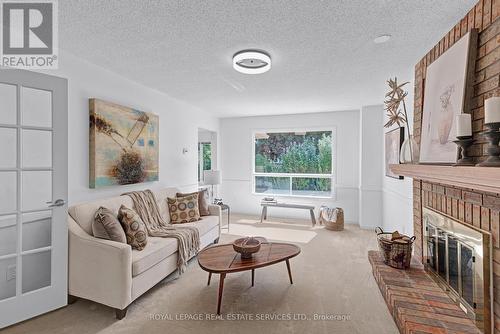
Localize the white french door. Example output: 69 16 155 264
0 69 68 328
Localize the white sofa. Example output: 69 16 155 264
67 187 221 319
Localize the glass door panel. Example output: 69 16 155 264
0 83 17 125
21 130 52 168
0 215 17 256
437 229 447 281
20 87 52 127
0 128 17 168
22 212 52 252
0 172 17 214
0 258 16 301
21 171 52 211
22 251 51 294
427 225 437 270
448 236 459 292
461 244 474 307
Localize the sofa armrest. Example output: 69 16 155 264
68 216 132 310
208 204 221 217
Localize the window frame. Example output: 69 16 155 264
251 127 336 199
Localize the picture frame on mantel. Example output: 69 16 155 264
419 30 477 164
385 127 404 179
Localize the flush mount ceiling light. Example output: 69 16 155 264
233 50 271 74
374 34 392 44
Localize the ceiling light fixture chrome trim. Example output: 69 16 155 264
374 34 391 44
233 50 271 74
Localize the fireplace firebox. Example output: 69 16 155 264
423 207 493 333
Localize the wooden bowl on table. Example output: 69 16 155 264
233 237 262 259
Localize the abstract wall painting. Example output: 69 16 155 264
89 99 159 188
385 127 404 179
419 31 476 164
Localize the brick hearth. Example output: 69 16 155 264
369 251 481 334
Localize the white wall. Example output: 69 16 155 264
359 105 384 229
381 72 414 235
40 51 219 205
220 110 360 223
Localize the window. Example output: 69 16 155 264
253 129 333 197
198 142 212 182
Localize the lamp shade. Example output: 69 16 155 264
203 170 221 185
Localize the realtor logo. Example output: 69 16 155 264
1 0 58 68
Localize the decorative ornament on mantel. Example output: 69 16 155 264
384 77 419 164
476 97 500 167
453 113 475 166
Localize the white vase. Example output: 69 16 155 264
438 104 454 144
400 135 420 164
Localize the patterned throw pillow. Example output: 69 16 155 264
167 193 200 224
117 205 148 250
176 189 210 216
92 207 127 243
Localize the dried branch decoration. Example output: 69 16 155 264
384 77 410 129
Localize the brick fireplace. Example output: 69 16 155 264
410 1 500 332
411 180 500 333
376 1 500 333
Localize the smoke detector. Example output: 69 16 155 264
233 50 271 74
374 35 391 44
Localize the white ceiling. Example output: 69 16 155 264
59 0 476 117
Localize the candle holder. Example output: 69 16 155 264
476 122 500 167
453 136 475 166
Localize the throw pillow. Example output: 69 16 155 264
167 193 200 224
117 205 148 250
176 189 210 216
92 207 127 243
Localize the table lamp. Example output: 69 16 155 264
203 170 221 202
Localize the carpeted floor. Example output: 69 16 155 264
4 215 398 334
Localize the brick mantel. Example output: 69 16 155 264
390 164 500 194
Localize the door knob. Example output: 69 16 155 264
48 199 66 207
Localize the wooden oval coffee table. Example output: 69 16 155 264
198 241 301 314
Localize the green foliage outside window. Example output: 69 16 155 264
254 131 332 193
198 143 212 182
202 144 211 171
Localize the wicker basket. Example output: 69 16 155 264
375 227 415 269
319 206 344 231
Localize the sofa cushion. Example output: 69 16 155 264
118 205 148 251
176 189 210 216
132 237 178 276
92 207 127 243
131 216 219 276
181 215 219 235
167 194 200 224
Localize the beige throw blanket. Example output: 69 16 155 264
123 190 200 273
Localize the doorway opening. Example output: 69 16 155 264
198 128 217 184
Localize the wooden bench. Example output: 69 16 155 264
260 202 316 226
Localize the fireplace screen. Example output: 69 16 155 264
426 223 475 308
423 207 492 333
